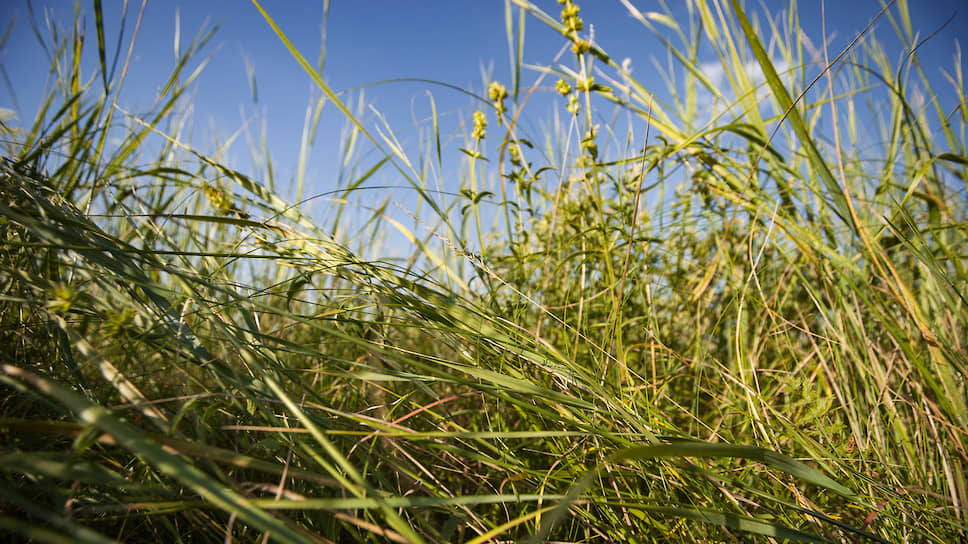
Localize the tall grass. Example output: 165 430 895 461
1 0 965 542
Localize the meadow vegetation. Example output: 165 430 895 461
1 0 966 542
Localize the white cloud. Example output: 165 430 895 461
691 57 792 123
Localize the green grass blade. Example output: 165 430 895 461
2 365 312 544
728 0 855 235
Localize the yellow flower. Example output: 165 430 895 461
561 1 583 34
48 283 78 313
204 184 230 213
555 78 572 96
567 94 580 115
488 81 508 115
472 110 487 140
509 143 522 166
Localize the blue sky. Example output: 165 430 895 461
2 0 965 251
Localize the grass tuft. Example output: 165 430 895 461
1 0 965 542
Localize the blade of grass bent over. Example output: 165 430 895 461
1 365 311 544
533 440 861 542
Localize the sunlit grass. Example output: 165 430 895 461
1 0 965 542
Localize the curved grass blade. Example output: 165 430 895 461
1 364 312 544
534 440 861 542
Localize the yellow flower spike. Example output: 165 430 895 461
488 81 508 120
560 1 583 34
472 110 487 140
509 144 522 167
561 3 579 20
566 94 580 115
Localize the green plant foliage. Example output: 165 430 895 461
1 0 965 542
